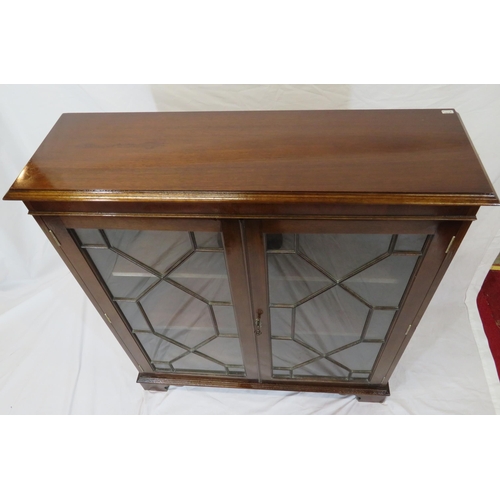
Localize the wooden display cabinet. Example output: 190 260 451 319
4 109 498 402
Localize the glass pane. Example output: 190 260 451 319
213 305 238 335
119 301 151 331
269 232 422 380
266 233 296 251
395 234 427 252
74 228 105 246
294 358 350 378
194 232 222 249
168 252 232 303
298 234 392 280
294 287 369 353
87 248 158 298
73 228 245 376
270 307 293 337
330 342 383 372
197 337 245 366
272 338 318 370
172 353 225 373
136 331 187 364
344 255 419 307
272 339 350 378
268 253 332 305
141 280 216 346
365 309 396 340
105 229 193 274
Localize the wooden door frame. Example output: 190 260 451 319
39 215 260 390
243 218 463 391
36 214 469 397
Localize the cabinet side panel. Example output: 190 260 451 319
38 216 153 373
370 221 470 384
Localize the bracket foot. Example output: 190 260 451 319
356 394 386 403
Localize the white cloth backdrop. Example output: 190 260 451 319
1 84 499 414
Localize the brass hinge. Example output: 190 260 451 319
104 313 112 324
48 229 61 247
405 324 412 336
445 236 456 254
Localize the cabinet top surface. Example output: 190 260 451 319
4 109 498 205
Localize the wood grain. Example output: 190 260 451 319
4 110 498 206
137 372 390 397
25 200 480 219
6 110 497 401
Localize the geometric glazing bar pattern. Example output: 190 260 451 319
72 228 245 376
267 233 429 381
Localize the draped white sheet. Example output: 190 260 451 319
1 84 499 414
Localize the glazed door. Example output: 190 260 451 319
245 219 457 385
43 217 259 381
41 215 459 389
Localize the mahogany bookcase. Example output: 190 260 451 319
4 109 497 402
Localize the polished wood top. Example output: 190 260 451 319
4 109 498 205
